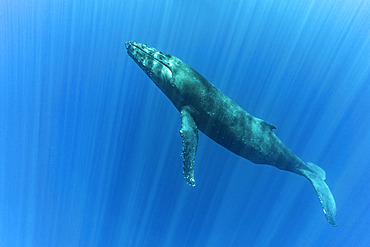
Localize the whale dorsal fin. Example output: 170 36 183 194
180 106 199 187
263 121 276 130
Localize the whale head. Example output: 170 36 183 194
125 41 180 91
125 41 208 110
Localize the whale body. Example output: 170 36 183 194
125 41 337 226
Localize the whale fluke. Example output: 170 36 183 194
303 162 337 226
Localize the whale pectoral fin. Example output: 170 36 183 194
180 106 199 187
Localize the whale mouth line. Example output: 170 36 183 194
130 43 173 75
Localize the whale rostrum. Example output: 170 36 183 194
125 41 337 226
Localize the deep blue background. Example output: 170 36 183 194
1 0 369 246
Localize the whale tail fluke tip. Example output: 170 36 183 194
304 162 337 226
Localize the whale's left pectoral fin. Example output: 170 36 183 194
180 106 199 187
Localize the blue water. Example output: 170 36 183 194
1 0 369 246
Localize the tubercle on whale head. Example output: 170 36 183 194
125 41 177 89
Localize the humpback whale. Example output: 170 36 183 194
125 41 337 226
